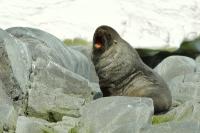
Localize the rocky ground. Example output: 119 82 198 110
0 27 200 133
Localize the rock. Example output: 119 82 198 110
154 56 196 83
6 27 97 82
0 29 24 110
196 55 200 72
0 79 12 105
15 116 53 133
141 120 200 133
154 56 200 104
70 46 92 60
152 100 200 125
70 45 99 84
168 73 200 103
137 37 200 68
0 104 17 132
0 79 17 132
196 55 200 63
27 88 85 122
79 96 154 133
15 116 79 133
0 27 102 121
6 27 102 99
30 57 100 101
50 116 80 133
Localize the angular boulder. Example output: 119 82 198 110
141 120 200 133
0 27 102 122
15 116 79 133
79 96 154 133
0 104 17 132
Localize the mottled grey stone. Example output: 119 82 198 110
70 46 92 60
0 27 102 122
6 27 97 82
196 56 200 72
0 29 24 110
154 56 196 83
0 104 17 132
15 116 53 133
15 116 79 133
196 63 200 72
6 27 102 100
141 120 200 133
196 55 200 63
28 87 85 121
152 100 200 125
0 80 12 106
70 45 99 84
167 73 200 104
30 57 100 101
79 96 154 133
50 116 80 133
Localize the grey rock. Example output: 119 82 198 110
0 80 12 106
0 29 24 110
70 45 92 60
30 57 99 101
196 63 200 72
170 100 200 121
70 45 99 84
15 116 79 133
79 96 154 133
152 100 200 125
0 104 17 132
6 27 97 82
27 87 85 121
0 27 102 121
50 116 80 133
196 55 200 63
141 120 200 133
15 116 53 133
154 56 196 83
168 73 200 104
196 56 200 72
6 27 102 99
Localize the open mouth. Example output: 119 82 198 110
93 30 107 50
94 36 104 49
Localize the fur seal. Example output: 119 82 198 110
92 25 172 113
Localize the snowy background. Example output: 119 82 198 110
1 0 200 48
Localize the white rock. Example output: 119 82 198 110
0 104 17 131
15 116 79 133
79 96 154 133
0 80 12 106
1 0 200 48
28 87 85 121
15 116 53 133
154 56 196 83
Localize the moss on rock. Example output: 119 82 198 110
152 112 176 125
63 38 90 46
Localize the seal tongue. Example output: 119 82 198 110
95 43 102 49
